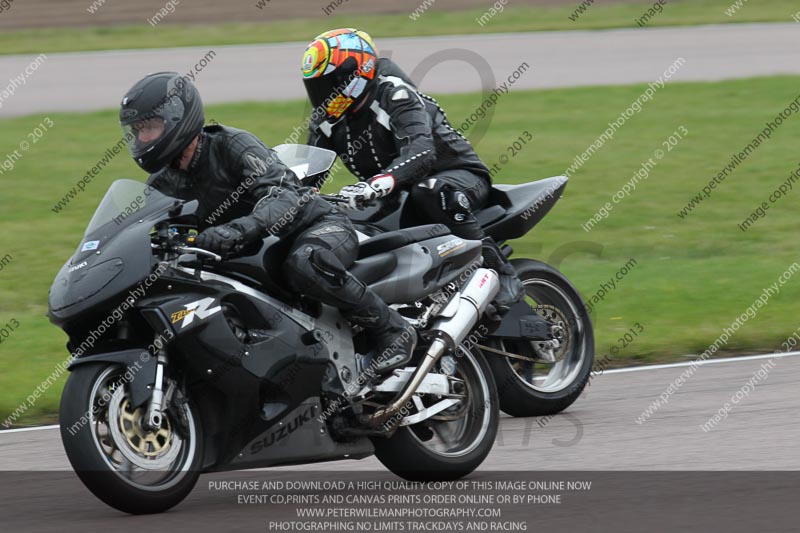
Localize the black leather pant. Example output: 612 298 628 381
283 212 392 328
407 170 491 240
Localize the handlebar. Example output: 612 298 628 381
319 193 350 204
319 193 378 210
151 233 223 262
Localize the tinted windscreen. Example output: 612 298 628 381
85 179 177 235
272 144 336 182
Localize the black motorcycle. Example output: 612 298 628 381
276 144 595 419
50 148 501 514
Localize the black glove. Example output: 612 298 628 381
195 224 244 257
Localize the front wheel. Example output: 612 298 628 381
487 258 595 417
372 345 498 481
59 363 202 514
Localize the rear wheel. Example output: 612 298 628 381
372 345 498 481
487 259 595 417
59 363 202 514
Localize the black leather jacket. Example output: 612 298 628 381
308 59 491 188
148 124 333 240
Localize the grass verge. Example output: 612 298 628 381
2 75 799 425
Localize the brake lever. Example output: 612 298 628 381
354 197 378 210
174 246 222 262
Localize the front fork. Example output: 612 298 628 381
144 341 173 430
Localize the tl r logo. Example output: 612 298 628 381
171 297 222 328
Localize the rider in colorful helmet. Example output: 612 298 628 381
302 28 524 311
302 28 379 120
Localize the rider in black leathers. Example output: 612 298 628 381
301 28 523 310
120 71 416 374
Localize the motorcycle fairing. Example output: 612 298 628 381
136 270 369 470
230 399 374 469
482 176 568 241
364 235 482 304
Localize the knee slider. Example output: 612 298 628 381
310 248 349 287
443 189 473 223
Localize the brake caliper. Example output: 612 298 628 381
531 304 569 363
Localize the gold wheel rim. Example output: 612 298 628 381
118 398 172 458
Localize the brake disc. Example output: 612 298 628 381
107 386 183 470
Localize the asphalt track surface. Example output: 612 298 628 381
2 22 800 117
2 354 799 530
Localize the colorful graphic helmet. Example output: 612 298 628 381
301 28 378 119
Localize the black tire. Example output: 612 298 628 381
59 363 202 515
372 346 498 481
487 258 595 417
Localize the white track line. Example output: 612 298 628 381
3 351 799 434
0 424 59 434
602 351 800 375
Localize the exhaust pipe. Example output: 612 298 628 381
371 268 499 427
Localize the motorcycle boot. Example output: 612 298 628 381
344 290 418 377
481 237 525 313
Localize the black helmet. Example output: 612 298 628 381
119 72 204 173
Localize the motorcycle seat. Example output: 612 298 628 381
475 205 506 227
357 224 448 259
350 252 398 285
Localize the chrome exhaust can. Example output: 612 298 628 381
432 268 499 348
369 269 499 427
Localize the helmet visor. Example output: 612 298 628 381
121 93 185 159
304 63 368 119
304 74 349 118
